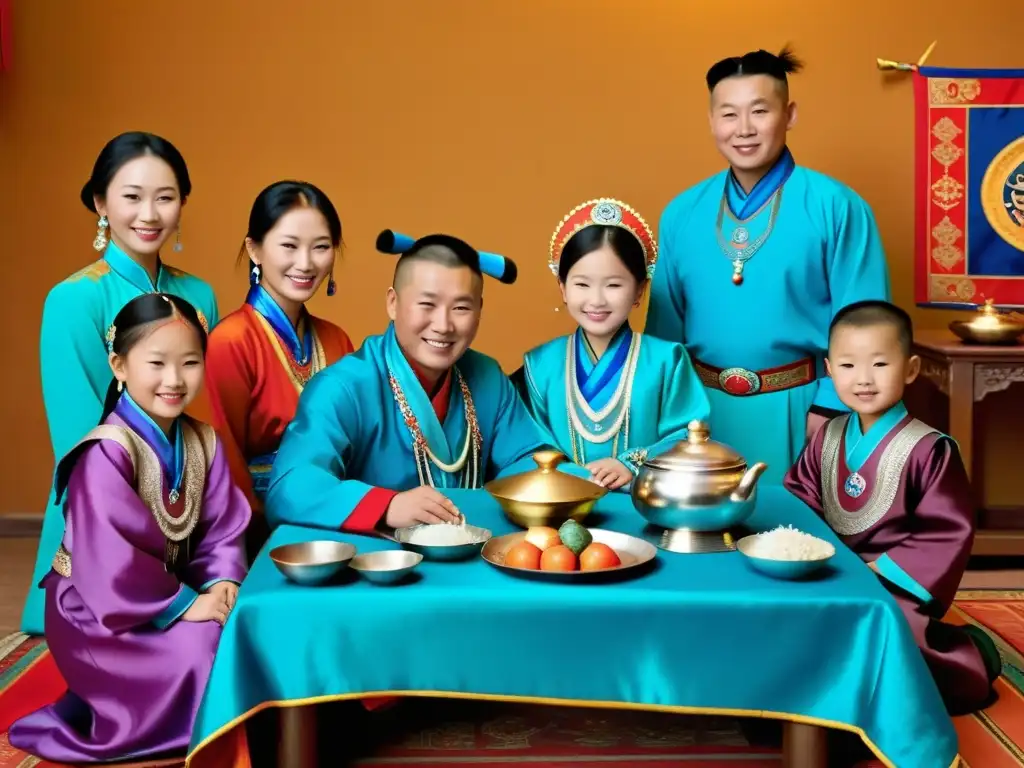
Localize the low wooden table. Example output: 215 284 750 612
912 330 1024 555
276 707 828 768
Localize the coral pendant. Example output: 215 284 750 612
732 272 744 286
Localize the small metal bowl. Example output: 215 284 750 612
949 319 1024 345
736 534 835 580
394 523 492 561
270 541 356 586
350 550 423 585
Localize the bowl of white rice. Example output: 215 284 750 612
394 520 492 562
736 525 835 580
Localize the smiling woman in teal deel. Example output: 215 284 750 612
20 132 220 635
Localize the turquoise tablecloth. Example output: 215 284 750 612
186 486 958 768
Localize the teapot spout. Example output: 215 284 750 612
730 462 768 502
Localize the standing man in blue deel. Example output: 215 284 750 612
645 46 891 483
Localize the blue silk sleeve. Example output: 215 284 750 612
39 282 110 459
264 372 376 531
618 343 710 474
521 358 566 450
152 585 199 629
643 206 688 343
491 361 594 483
486 371 552 480
874 554 933 605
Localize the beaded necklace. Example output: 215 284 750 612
388 369 483 488
564 331 641 465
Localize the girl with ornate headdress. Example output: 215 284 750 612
203 181 354 558
22 132 220 636
517 199 710 490
9 293 250 763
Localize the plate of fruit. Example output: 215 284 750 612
480 520 657 580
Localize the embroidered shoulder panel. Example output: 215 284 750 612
53 422 212 578
66 260 111 283
821 416 938 536
83 422 207 542
184 418 218 467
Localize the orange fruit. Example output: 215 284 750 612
540 544 578 572
505 541 542 570
579 542 622 571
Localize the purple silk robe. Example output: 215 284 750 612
784 412 991 714
9 413 250 763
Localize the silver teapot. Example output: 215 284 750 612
631 421 767 531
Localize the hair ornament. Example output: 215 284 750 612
105 324 116 352
548 198 658 279
375 229 518 285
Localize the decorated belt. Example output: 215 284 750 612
694 357 815 396
248 452 277 499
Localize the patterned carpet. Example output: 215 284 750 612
1 590 1021 767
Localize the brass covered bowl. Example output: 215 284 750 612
484 450 606 528
631 421 767 532
949 299 1024 345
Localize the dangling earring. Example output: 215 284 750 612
93 215 109 252
117 381 123 393
327 271 337 297
251 265 261 286
173 226 183 253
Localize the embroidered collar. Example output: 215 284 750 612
844 401 909 472
725 146 796 220
103 238 164 293
246 285 312 364
574 323 632 408
114 391 185 496
383 323 461 465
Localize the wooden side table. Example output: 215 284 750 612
912 330 1024 555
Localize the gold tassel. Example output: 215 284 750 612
876 41 937 72
877 58 916 72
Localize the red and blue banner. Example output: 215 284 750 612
915 66 1024 308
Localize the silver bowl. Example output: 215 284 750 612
270 541 356 586
350 550 423 585
394 523 492 561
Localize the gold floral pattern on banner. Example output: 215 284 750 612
929 275 977 303
930 117 965 211
929 78 982 105
931 216 965 269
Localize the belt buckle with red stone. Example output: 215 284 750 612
718 367 761 395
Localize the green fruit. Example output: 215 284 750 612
558 519 592 556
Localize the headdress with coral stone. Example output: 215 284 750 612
548 199 657 279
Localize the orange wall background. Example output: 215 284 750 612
0 0 1020 516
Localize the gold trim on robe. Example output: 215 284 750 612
821 416 938 536
52 419 219 577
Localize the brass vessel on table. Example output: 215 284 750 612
484 450 606 528
949 299 1024 345
632 420 767 533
